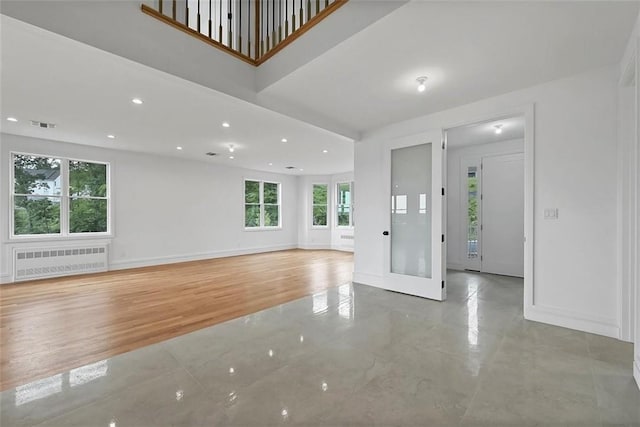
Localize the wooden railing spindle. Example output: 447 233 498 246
141 0 347 64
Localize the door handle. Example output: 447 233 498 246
382 231 389 236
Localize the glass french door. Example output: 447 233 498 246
383 130 446 301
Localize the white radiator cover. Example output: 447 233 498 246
13 243 109 281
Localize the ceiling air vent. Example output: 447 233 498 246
285 166 296 170
205 152 218 156
30 120 56 129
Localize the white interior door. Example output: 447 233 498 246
383 131 445 300
481 153 524 277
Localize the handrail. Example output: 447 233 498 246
141 0 348 66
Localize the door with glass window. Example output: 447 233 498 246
383 130 446 301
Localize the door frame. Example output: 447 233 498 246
443 104 535 317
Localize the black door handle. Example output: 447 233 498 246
382 231 389 236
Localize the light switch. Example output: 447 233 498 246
544 208 559 220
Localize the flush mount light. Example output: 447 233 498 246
416 76 428 93
322 149 328 153
107 134 115 139
281 138 287 143
268 162 273 166
131 98 143 105
494 124 503 134
7 117 18 122
229 155 234 159
222 122 230 128
176 146 183 150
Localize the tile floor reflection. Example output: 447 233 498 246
1 271 637 426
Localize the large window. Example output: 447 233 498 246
12 153 109 237
245 180 280 228
312 184 328 227
336 182 353 227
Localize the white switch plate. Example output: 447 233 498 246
544 208 559 219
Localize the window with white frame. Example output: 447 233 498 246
312 184 328 227
244 179 280 228
11 153 110 237
336 182 353 227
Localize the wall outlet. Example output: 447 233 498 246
544 208 559 220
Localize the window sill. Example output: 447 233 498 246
243 227 282 232
336 226 354 230
311 226 329 230
7 233 113 244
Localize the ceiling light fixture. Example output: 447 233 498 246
416 76 428 93
107 134 115 139
176 146 183 150
322 149 328 153
281 138 287 143
131 98 143 105
229 155 234 159
228 144 235 153
7 117 18 122
222 122 230 128
268 162 273 166
494 124 503 135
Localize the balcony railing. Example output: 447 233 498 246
141 0 347 65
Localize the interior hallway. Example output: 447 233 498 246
1 270 636 426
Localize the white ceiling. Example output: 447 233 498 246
1 1 638 174
260 1 640 134
0 15 353 176
447 116 525 149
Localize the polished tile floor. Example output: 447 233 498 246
1 271 637 426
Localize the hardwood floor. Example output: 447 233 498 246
0 249 353 391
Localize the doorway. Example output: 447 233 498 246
445 116 526 279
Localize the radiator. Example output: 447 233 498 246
13 244 109 281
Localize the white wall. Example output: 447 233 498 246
296 172 354 251
446 139 524 271
0 133 300 281
354 65 621 338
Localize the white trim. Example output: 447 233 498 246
352 271 383 287
109 244 297 271
526 304 619 339
297 243 332 250
331 245 354 253
0 274 11 284
310 182 330 229
634 359 640 390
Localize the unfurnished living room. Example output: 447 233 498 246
1 0 640 425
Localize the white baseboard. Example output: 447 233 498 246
525 304 619 339
110 244 297 271
297 244 332 250
446 263 467 271
634 360 640 390
331 246 354 253
352 271 383 287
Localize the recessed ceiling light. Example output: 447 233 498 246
7 117 18 122
228 144 235 153
222 122 230 128
176 146 183 150
322 149 328 153
416 76 428 93
268 162 273 166
229 155 235 159
132 98 143 105
299 168 304 171
281 138 287 143
494 124 503 134
107 134 115 139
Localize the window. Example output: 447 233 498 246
244 180 280 228
11 153 110 238
336 182 353 227
312 184 328 227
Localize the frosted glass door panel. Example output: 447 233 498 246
390 143 432 278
